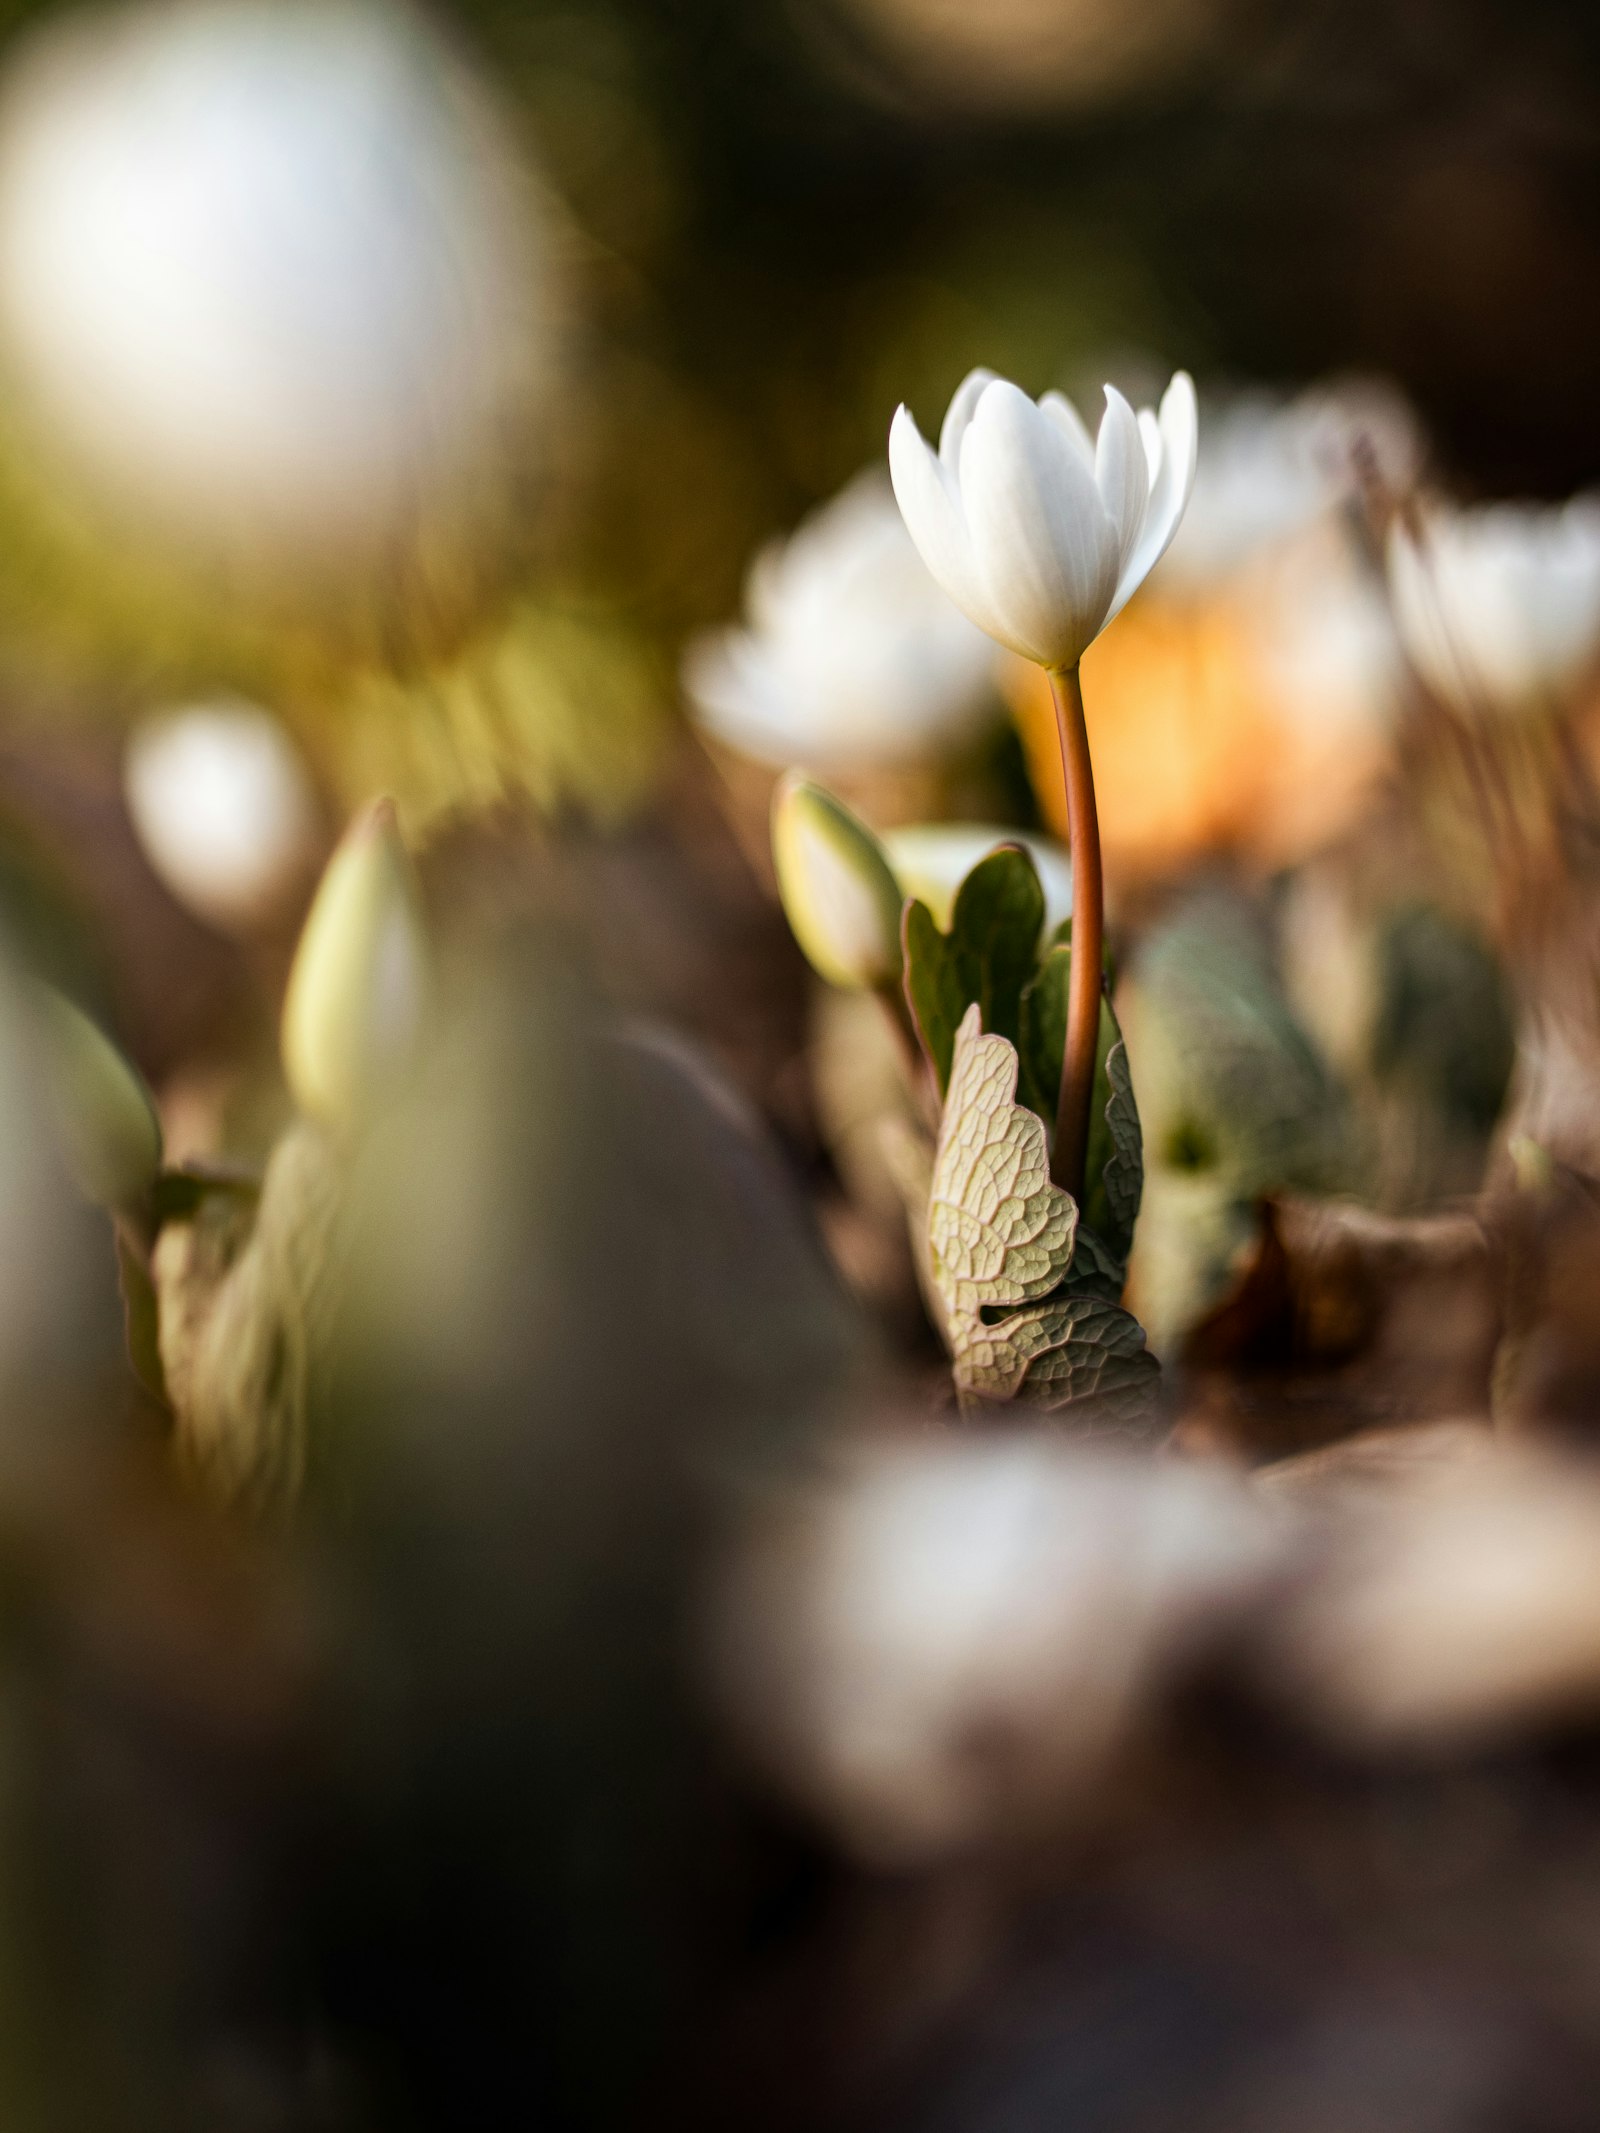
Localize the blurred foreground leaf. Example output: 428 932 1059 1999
303 952 868 2122
1126 892 1352 1350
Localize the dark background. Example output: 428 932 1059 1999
443 0 1600 646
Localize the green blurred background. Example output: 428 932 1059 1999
0 0 1596 721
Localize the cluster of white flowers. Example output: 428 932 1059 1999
689 367 1199 784
703 345 1600 993
1113 380 1419 775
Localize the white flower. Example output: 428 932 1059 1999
683 471 997 772
882 823 1072 940
888 368 1198 669
125 698 317 930
1388 498 1600 716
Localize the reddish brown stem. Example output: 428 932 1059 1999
1049 664 1102 1204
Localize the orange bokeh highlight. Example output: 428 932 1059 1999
1007 585 1393 885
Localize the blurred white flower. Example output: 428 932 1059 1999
1159 377 1421 594
889 368 1197 670
1387 498 1600 716
883 822 1073 937
683 471 997 772
999 375 1420 876
125 699 317 930
708 1432 1281 1863
0 0 545 554
1173 386 1415 756
1249 517 1407 745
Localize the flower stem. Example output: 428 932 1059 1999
1048 663 1103 1204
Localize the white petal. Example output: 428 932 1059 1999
889 402 990 632
1094 385 1148 579
1137 408 1163 484
745 536 793 630
938 368 998 475
1106 370 1198 624
958 380 1117 667
1039 389 1096 469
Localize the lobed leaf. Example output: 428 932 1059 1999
954 1288 1160 1434
927 1003 1077 1323
926 1006 1159 1430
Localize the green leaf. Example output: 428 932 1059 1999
1017 937 1070 1126
1129 894 1348 1203
926 1005 1159 1430
1019 944 1144 1282
901 845 1044 1092
1116 892 1351 1354
1063 1222 1128 1305
957 1290 1161 1434
902 898 967 1094
1084 1026 1142 1273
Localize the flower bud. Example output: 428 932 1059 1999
281 799 426 1130
771 775 903 990
35 988 161 1210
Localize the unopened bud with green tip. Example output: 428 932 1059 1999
772 775 904 991
36 988 162 1210
281 799 427 1131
